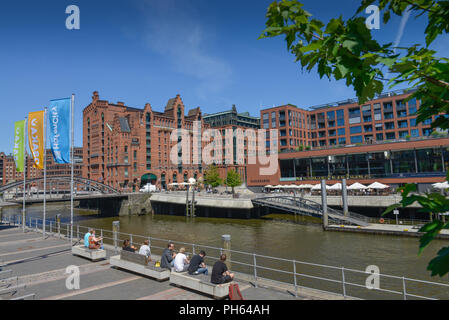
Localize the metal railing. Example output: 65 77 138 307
3 214 449 300
253 195 370 226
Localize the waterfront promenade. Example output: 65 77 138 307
0 223 344 300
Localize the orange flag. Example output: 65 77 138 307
28 111 45 169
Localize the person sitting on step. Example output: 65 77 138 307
88 229 103 250
211 254 234 284
138 240 152 262
173 247 190 272
188 250 208 275
122 239 137 252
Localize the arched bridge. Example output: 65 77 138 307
0 176 120 195
252 196 370 226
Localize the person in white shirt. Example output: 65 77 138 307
138 240 152 262
173 247 190 272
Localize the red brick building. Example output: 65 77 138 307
0 148 83 187
203 105 260 183
261 89 434 152
83 91 210 192
250 89 448 190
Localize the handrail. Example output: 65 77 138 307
4 215 449 300
253 195 370 226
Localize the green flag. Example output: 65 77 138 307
13 120 25 173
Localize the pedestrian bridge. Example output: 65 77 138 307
252 196 370 226
0 176 120 195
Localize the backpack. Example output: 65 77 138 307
228 283 244 300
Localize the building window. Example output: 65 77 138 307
399 130 409 138
386 132 396 140
376 133 383 141
385 122 395 130
348 108 361 124
350 135 363 144
337 109 345 126
350 126 362 134
271 112 276 128
338 128 346 136
263 113 269 129
397 120 408 129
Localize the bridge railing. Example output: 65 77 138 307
253 196 370 225
3 214 449 300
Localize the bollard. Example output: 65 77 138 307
56 214 61 239
100 229 104 247
113 221 120 251
222 234 231 270
130 234 133 247
77 225 80 241
321 180 328 229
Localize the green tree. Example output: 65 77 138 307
204 165 222 189
226 169 242 198
260 0 449 277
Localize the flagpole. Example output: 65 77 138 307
23 117 27 233
70 94 75 244
43 108 47 239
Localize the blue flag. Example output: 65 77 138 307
49 98 71 164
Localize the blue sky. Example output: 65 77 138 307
0 0 447 153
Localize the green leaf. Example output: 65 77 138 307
427 246 449 277
383 203 401 216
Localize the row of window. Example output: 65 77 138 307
280 146 447 179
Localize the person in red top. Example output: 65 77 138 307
88 230 103 249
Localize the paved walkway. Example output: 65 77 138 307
0 224 347 300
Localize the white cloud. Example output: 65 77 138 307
138 0 232 100
393 5 412 53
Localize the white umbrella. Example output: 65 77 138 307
347 182 368 190
367 182 389 189
433 182 449 189
179 182 191 186
297 184 313 189
265 185 273 188
274 185 284 188
329 183 342 190
311 184 330 190
168 183 178 186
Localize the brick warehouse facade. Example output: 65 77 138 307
83 91 211 192
203 105 260 184
0 148 83 188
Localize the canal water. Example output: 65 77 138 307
2 203 449 299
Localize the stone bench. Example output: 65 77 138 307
169 272 232 299
72 245 106 261
109 250 170 281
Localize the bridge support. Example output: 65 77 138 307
321 180 328 230
342 179 349 217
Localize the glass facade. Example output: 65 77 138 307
280 147 447 181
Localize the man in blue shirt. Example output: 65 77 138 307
84 229 93 247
